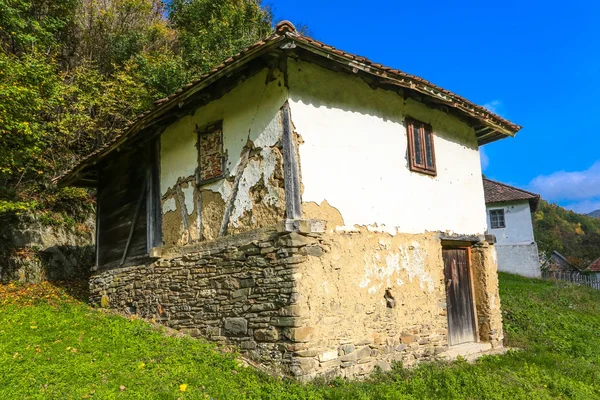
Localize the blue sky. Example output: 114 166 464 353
270 0 600 213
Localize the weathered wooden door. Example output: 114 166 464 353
443 248 477 345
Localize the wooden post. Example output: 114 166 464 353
218 147 250 237
95 166 101 268
281 102 302 220
146 138 162 250
466 246 479 342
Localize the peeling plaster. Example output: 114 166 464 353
163 198 177 213
205 179 233 202
157 67 288 243
160 68 287 197
360 241 435 294
229 147 281 227
182 185 195 215
322 281 329 295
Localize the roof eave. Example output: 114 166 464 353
55 23 522 187
289 38 521 145
54 35 288 188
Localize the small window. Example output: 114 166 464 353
406 118 436 175
198 122 225 184
490 209 506 229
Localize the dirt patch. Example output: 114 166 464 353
161 206 182 248
201 189 226 241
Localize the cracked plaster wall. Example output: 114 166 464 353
159 68 288 247
289 229 504 379
288 58 487 236
291 230 448 378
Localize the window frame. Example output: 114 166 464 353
197 121 226 185
406 117 437 176
489 209 506 229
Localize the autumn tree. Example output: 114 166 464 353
0 0 273 214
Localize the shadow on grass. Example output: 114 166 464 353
50 279 90 303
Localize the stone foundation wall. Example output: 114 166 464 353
90 226 320 374
90 222 503 379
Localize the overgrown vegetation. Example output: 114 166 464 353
0 0 273 215
533 199 600 268
2 273 600 399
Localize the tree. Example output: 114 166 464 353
0 0 275 215
169 0 272 75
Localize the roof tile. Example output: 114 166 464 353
587 257 600 272
483 178 540 210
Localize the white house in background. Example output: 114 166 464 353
483 178 541 277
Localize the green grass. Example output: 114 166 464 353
2 273 600 399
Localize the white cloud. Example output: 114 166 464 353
483 100 502 115
529 161 600 201
528 161 600 214
479 147 489 171
562 199 600 214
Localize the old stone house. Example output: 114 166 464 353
55 21 522 380
483 178 541 277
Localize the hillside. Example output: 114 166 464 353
533 200 600 268
2 274 600 399
589 209 600 219
0 0 273 215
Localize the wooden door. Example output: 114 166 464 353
443 248 477 345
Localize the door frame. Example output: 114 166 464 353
441 244 479 345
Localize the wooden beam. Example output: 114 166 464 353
219 147 251 237
146 137 162 249
281 102 302 220
95 167 101 268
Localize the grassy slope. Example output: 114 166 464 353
1 274 600 399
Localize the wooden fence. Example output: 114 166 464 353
542 271 600 290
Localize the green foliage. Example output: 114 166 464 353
0 0 274 216
73 0 174 74
0 0 77 55
0 199 38 215
533 199 600 268
169 0 273 75
129 51 190 99
0 51 61 185
2 274 600 399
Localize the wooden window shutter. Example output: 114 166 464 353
406 117 437 176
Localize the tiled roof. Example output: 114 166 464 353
483 178 540 211
587 257 600 272
54 21 522 187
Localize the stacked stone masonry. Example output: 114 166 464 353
90 222 503 380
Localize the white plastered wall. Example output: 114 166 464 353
486 201 535 245
486 200 541 277
288 59 487 236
